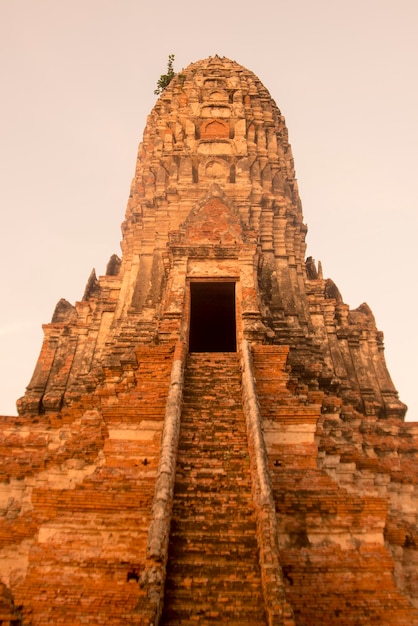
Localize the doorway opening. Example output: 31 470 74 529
188 282 236 352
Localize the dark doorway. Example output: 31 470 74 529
189 282 236 352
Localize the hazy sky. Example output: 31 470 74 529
1 0 417 420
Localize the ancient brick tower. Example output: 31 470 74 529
1 56 418 625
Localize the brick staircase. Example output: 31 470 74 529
161 352 268 625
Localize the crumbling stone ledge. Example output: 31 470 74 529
142 340 187 624
241 339 295 626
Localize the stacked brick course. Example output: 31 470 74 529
1 56 417 624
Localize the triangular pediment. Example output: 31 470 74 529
183 197 243 245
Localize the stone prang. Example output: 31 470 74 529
1 56 417 625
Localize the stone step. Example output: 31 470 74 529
165 552 261 568
169 523 258 540
163 591 266 606
163 608 267 626
169 493 254 507
175 457 251 468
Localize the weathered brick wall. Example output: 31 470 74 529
252 344 418 625
0 346 174 624
317 402 418 608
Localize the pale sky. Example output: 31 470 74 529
1 0 417 420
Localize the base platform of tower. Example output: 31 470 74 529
1 56 418 625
